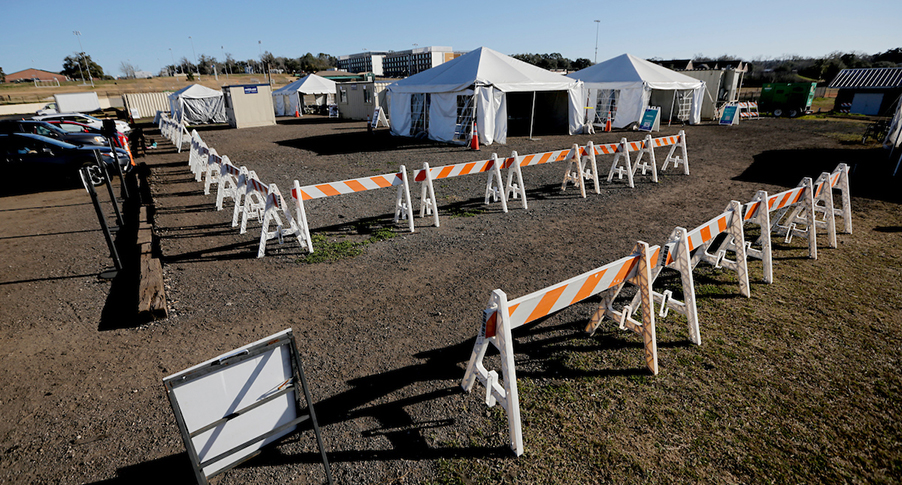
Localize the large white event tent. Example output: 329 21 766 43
168 84 227 124
567 54 705 129
272 74 337 116
387 47 584 145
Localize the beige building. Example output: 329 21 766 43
335 80 395 121
223 84 276 129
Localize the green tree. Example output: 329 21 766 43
62 52 104 80
0 66 5 83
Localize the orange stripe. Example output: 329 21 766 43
438 166 455 179
525 286 567 324
700 225 712 243
345 179 367 192
791 188 805 204
317 184 340 197
665 251 674 266
649 247 660 268
815 183 823 197
717 216 727 233
301 190 313 201
745 202 760 220
485 312 497 338
570 269 606 305
538 153 553 164
372 175 393 188
508 303 519 316
779 192 792 208
768 196 777 209
504 157 516 169
520 155 535 166
609 257 639 288
555 151 568 162
463 162 481 175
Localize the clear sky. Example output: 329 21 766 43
1 0 899 76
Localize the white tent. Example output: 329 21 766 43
567 54 705 129
387 47 584 145
168 84 227 124
272 74 337 116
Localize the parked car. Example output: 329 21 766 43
35 102 58 116
32 113 131 135
41 120 134 167
0 120 108 147
1 133 131 187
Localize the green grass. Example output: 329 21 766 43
297 226 397 264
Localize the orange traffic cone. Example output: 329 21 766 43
470 120 480 150
605 112 612 132
294 106 300 118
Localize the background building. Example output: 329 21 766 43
4 68 68 83
337 52 388 76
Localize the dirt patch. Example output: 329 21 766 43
0 117 899 484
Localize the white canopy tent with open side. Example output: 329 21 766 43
272 74 337 117
168 84 227 125
387 46 585 145
567 53 705 129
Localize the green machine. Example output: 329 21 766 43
758 82 816 117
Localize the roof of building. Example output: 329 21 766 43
829 67 902 88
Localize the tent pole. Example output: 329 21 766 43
669 90 677 126
529 91 536 140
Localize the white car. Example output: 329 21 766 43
32 113 131 135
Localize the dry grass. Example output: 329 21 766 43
429 199 902 484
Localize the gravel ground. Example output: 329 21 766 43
0 115 896 484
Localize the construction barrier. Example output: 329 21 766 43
462 241 661 456
158 113 190 152
462 163 852 456
291 167 415 234
257 183 312 258
739 102 760 120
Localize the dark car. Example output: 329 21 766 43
1 133 131 188
0 120 109 147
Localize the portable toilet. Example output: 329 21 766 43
222 84 276 129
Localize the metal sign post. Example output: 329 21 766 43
92 150 124 230
102 119 129 199
79 166 121 279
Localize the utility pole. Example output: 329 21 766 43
73 31 94 87
594 20 601 64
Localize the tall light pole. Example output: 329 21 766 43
594 20 601 64
73 31 94 87
169 48 179 74
189 36 199 78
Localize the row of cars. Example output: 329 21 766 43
1 113 134 189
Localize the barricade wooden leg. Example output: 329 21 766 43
461 290 523 456
504 151 528 210
484 154 509 212
292 180 314 254
745 191 774 284
561 144 587 197
418 162 440 227
633 241 658 375
836 163 852 234
815 172 838 249
586 141 600 194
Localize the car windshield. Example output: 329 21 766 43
17 133 77 149
33 123 65 136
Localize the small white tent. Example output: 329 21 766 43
272 74 337 116
387 47 584 145
168 84 227 124
567 54 705 129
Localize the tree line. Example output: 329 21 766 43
512 48 902 86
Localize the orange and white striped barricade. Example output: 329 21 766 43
257 183 310 258
747 102 760 120
769 177 819 259
188 130 208 181
687 201 752 297
629 135 659 183
231 169 263 232
462 241 659 456
203 149 223 195
237 175 269 234
658 130 690 175
215 159 241 211
503 151 528 209
561 142 600 197
413 156 511 227
294 166 415 234
606 138 636 187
